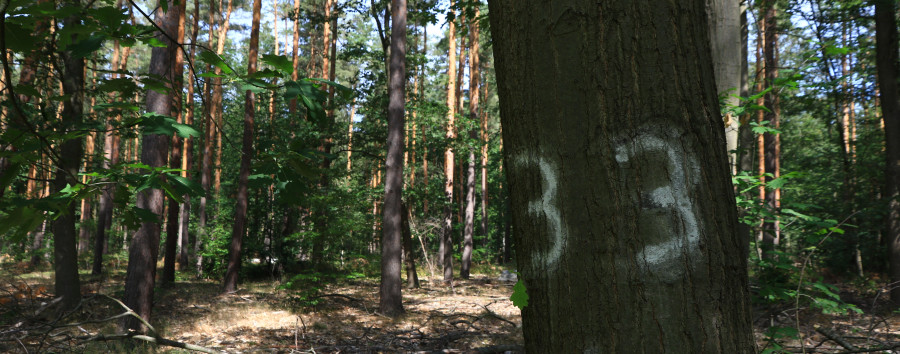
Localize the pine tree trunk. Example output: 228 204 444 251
761 0 780 254
488 0 755 351
163 0 187 284
380 0 407 316
223 0 262 294
441 1 457 285
180 0 201 269
461 13 481 279
122 0 177 332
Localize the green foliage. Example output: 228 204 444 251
510 277 528 308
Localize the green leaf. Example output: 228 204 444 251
823 44 849 56
261 54 293 74
510 279 528 308
69 35 107 58
198 50 234 75
198 72 227 78
4 22 38 52
146 37 167 48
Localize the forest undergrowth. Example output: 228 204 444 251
3 261 900 353
0 262 524 353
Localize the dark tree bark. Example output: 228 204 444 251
53 12 86 310
402 202 419 288
122 0 177 332
223 0 262 294
488 0 755 352
875 0 900 305
379 0 407 317
93 4 129 274
162 0 187 285
761 0 780 254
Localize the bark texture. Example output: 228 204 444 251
53 12 86 311
223 0 262 294
379 0 407 317
122 0 177 332
875 0 900 305
488 0 755 352
706 0 741 173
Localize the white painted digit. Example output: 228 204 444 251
615 134 702 279
515 154 566 270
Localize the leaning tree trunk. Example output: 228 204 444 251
875 0 900 305
379 0 407 317
122 0 177 332
223 0 262 294
488 0 755 352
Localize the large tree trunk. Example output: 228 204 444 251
875 0 900 305
223 0 262 294
440 1 457 285
53 11 86 311
379 0 407 317
163 0 188 284
122 0 177 332
488 0 755 351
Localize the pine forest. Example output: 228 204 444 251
2 0 900 352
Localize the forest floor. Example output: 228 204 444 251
0 261 524 353
2 260 900 353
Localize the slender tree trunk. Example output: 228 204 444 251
761 0 780 254
461 11 481 279
488 1 755 351
402 202 419 288
380 0 407 316
441 1 457 285
180 0 201 269
53 11 87 311
163 0 187 284
122 0 177 332
875 0 900 305
223 0 262 293
78 131 96 255
289 0 301 113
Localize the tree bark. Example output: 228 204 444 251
163 0 188 285
706 0 741 174
761 0 780 254
53 11 86 311
122 0 177 332
441 1 457 285
461 10 481 279
379 0 407 317
402 202 419 288
180 0 201 269
223 0 262 294
488 0 755 351
875 0 900 305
